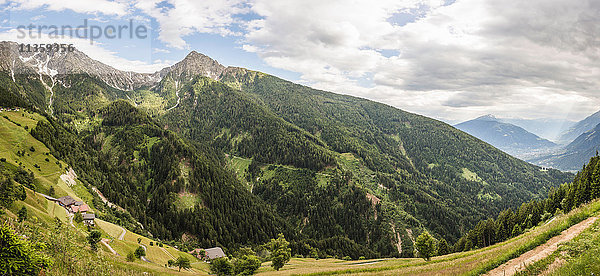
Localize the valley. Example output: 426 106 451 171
1 41 599 275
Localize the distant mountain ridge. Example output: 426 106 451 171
502 117 575 143
558 110 600 144
531 122 600 171
455 114 558 159
0 40 573 258
529 109 600 171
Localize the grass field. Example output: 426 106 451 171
249 200 600 275
97 218 210 274
516 215 600 275
226 155 252 188
0 110 70 195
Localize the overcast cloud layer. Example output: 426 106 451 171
3 0 600 122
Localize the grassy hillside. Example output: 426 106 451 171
0 54 574 258
0 114 210 274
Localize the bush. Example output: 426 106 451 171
126 251 136 262
210 257 233 276
175 256 191 272
87 230 102 251
134 246 146 259
17 206 27 222
74 212 83 223
343 256 351 261
0 223 51 274
149 241 153 246
233 255 261 275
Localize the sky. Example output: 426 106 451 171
0 0 599 124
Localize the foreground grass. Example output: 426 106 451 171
517 218 600 275
552 219 600 275
251 200 600 275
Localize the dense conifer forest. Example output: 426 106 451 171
0 53 575 258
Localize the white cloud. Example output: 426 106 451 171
134 0 249 49
152 47 170 54
5 0 600 122
6 0 129 16
240 0 600 121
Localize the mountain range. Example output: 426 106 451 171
454 115 558 160
531 122 600 171
557 110 600 144
501 117 575 143
0 41 573 258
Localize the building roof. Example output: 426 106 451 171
205 247 226 260
82 213 95 220
78 204 90 212
74 201 84 206
71 205 79 213
57 196 76 206
39 193 58 202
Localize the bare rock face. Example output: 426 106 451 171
157 51 226 81
0 41 254 91
0 41 158 90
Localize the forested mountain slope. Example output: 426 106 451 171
30 101 290 247
0 42 573 258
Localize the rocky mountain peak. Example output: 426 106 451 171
0 41 158 90
476 114 499 121
157 50 226 81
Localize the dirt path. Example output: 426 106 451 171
487 216 598 276
117 225 126 240
140 244 150 263
101 239 119 255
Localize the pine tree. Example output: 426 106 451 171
437 238 450 256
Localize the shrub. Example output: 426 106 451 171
87 230 102 251
175 256 191 272
210 257 233 276
74 212 83 223
17 206 27 222
126 251 136 262
0 223 51 274
134 246 146 259
233 255 261 275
